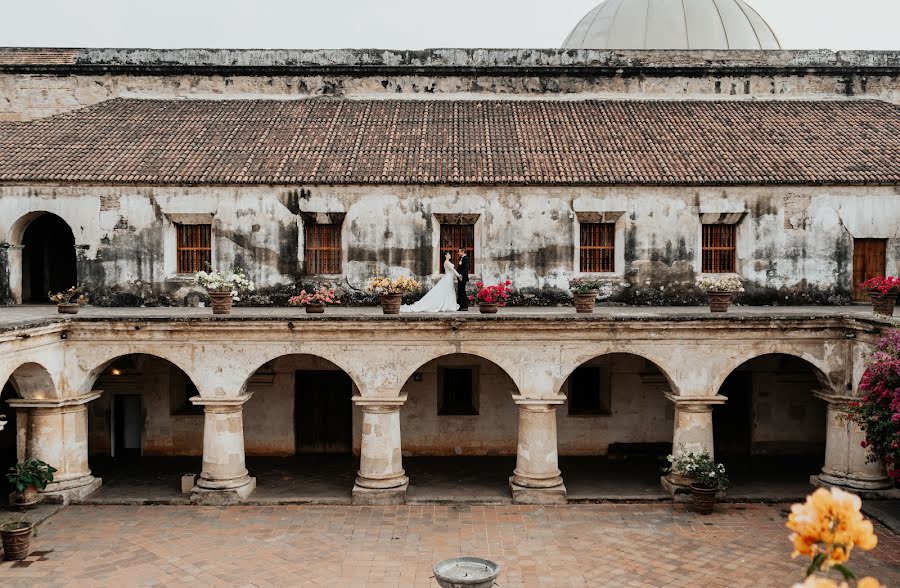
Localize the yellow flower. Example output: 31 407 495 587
791 577 842 588
857 578 884 588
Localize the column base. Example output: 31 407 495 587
509 477 567 505
811 474 898 498
191 477 256 505
38 476 102 505
660 475 693 502
352 481 408 505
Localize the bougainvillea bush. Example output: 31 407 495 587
470 280 512 306
848 330 900 482
859 276 900 295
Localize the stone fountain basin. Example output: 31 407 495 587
433 557 501 588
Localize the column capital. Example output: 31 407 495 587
665 393 726 410
352 395 407 412
190 393 253 408
7 392 102 409
512 395 566 408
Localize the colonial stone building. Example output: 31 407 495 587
0 2 898 505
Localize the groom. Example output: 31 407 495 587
456 248 470 311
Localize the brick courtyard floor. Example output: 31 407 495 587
1 504 898 587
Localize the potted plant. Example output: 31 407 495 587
194 268 255 315
697 276 744 313
471 280 512 314
288 286 339 314
6 459 57 507
366 276 420 315
48 285 87 314
1 521 34 561
859 276 900 317
664 450 728 515
569 277 603 314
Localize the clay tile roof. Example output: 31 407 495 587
0 98 897 186
0 48 79 66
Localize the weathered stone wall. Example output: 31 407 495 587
1 48 898 121
2 185 898 306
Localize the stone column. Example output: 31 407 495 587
662 394 725 495
814 392 892 492
352 396 408 505
510 396 566 504
190 394 256 504
7 393 102 504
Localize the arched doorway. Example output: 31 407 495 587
400 353 519 502
21 213 77 303
713 354 826 497
557 353 673 500
0 381 21 505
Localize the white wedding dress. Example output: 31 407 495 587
401 260 461 313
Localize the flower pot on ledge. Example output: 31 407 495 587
574 291 597 313
208 291 234 315
305 303 325 314
381 293 402 315
868 290 897 317
57 303 79 315
706 291 733 313
479 303 499 314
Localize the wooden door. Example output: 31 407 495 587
852 239 887 301
295 371 352 454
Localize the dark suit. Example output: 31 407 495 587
457 254 470 310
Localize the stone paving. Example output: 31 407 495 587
1 504 898 587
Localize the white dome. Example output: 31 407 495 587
563 0 782 50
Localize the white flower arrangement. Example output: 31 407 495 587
194 268 255 299
697 275 744 293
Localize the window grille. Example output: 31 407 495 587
701 224 736 273
305 223 342 274
439 224 475 273
580 223 615 273
175 224 211 274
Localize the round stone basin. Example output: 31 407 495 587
432 557 501 588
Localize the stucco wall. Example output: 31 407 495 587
2 185 899 306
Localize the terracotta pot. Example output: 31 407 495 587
479 303 499 314
868 290 897 317
305 303 325 314
574 291 597 313
1 522 33 561
13 485 39 507
208 291 233 315
707 290 733 313
381 293 402 315
57 303 79 314
690 485 717 515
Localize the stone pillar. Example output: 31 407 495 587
190 394 256 504
352 396 408 505
7 393 102 504
510 396 566 504
662 394 725 495
813 392 892 492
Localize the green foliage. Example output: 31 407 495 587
6 459 57 492
664 448 729 491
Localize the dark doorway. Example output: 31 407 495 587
713 371 753 458
1 382 18 483
22 213 77 303
113 394 143 457
852 238 887 301
295 371 352 454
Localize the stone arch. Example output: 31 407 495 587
6 211 78 304
710 350 833 398
237 352 365 399
556 349 678 399
79 351 200 396
394 349 523 399
2 362 57 400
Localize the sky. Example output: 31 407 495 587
0 0 897 51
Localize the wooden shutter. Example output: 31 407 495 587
175 224 212 274
852 239 887 301
304 224 342 274
439 224 475 273
580 223 615 272
702 224 736 273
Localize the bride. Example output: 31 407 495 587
401 253 461 313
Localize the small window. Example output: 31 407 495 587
580 222 615 273
701 224 736 273
304 223 342 275
568 367 611 416
438 367 478 415
176 224 212 274
440 223 475 273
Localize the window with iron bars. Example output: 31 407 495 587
304 223 342 274
580 222 615 273
701 224 737 273
439 224 475 273
175 224 212 274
